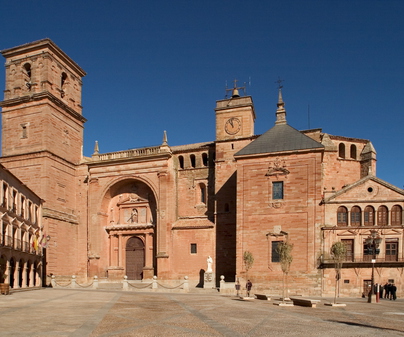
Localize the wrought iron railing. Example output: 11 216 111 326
321 257 403 264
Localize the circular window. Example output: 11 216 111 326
367 187 373 193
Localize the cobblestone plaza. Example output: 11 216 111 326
1 289 403 336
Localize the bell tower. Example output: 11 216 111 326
1 39 86 163
0 39 88 279
215 80 255 141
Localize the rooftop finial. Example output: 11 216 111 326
275 77 287 125
162 130 168 145
93 140 99 155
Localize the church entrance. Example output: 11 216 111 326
126 237 145 280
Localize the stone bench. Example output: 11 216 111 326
255 294 271 300
290 297 320 308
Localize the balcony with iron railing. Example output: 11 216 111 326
319 256 404 269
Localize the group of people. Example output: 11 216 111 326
375 282 397 300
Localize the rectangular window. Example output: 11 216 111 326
385 240 398 262
272 182 284 200
271 241 281 262
190 243 197 254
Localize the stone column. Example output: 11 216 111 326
29 264 34 287
22 262 27 288
142 233 154 279
118 234 123 267
14 260 20 289
156 171 169 276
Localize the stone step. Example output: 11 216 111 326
97 283 123 289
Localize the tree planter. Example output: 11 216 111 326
0 283 10 295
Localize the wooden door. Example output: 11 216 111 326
363 280 372 297
126 237 145 280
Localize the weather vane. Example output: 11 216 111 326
275 77 284 89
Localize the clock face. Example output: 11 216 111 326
225 117 241 135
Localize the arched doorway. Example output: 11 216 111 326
126 237 145 280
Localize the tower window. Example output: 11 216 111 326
190 243 197 254
190 154 196 168
21 124 28 139
339 143 345 159
202 153 208 166
61 72 68 97
178 156 184 169
350 144 357 159
23 63 32 89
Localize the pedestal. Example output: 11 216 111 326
107 266 125 280
204 272 215 289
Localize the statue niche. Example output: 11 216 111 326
113 193 153 226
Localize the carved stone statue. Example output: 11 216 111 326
128 208 138 223
206 256 213 273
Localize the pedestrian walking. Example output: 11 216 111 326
384 282 390 299
246 280 252 297
390 284 397 300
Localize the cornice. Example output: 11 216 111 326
0 91 87 123
1 38 86 77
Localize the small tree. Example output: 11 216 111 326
243 251 254 287
276 241 293 301
330 241 347 303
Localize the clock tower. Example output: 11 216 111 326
215 82 255 141
214 81 256 283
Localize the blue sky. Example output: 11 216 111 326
1 0 403 188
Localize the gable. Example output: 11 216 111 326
324 176 404 203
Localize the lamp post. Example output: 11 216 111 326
365 230 382 303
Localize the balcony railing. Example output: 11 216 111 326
94 146 164 162
319 256 404 269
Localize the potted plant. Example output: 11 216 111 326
0 257 10 295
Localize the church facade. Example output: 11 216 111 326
1 39 403 296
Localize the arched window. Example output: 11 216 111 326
23 63 31 78
338 143 345 159
350 144 357 159
23 63 32 89
391 205 402 226
202 153 208 166
337 206 348 226
377 205 388 226
61 72 68 98
364 206 375 226
190 154 196 168
61 72 67 88
351 206 361 226
178 155 184 169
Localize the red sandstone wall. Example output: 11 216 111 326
236 152 324 295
